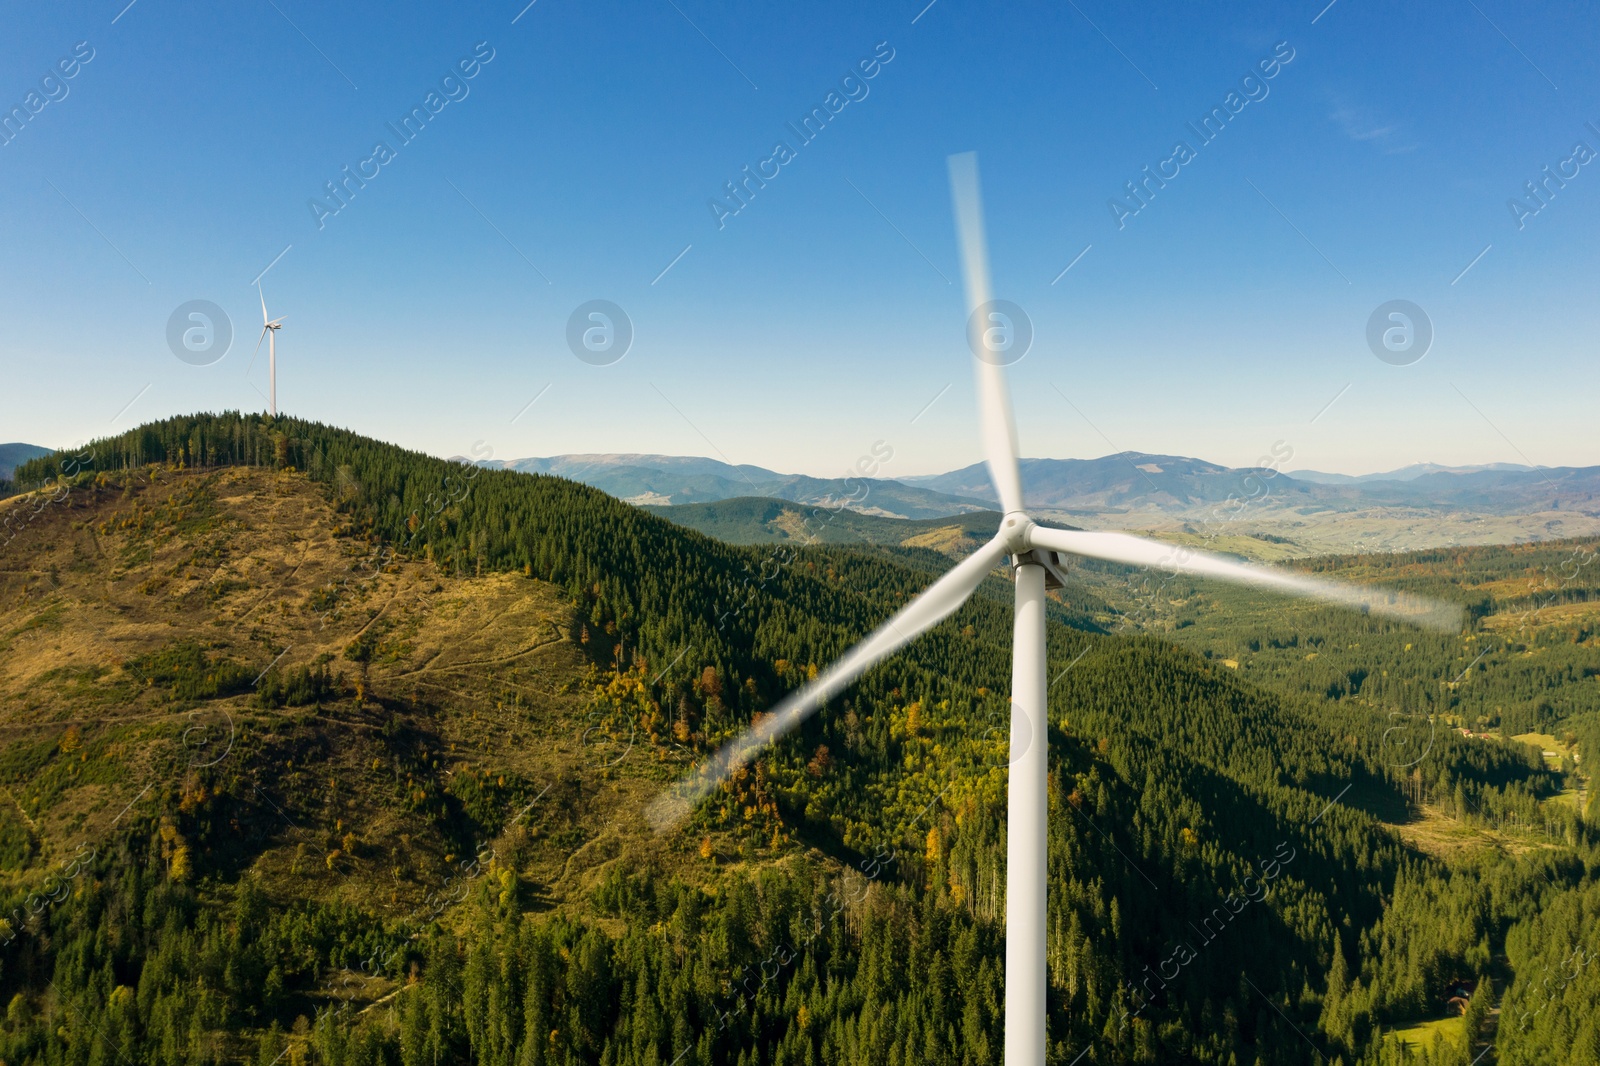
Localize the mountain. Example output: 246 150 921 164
905 453 1260 510
1289 462 1536 484
0 442 50 481
499 452 1600 547
902 453 1600 515
3 415 1598 1066
496 452 992 519
895 453 1600 554
500 452 786 499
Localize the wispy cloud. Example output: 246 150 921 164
1328 99 1416 154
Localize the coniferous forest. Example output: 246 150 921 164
1 413 1597 1065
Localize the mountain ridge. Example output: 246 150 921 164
487 451 1600 555
0 442 51 481
487 452 993 519
495 450 1600 516
1287 461 1538 484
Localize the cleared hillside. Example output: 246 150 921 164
0 465 669 919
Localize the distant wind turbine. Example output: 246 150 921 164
252 284 285 416
651 152 1462 1065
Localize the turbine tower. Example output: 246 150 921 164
253 284 285 417
650 152 1460 1065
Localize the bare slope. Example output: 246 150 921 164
0 465 678 920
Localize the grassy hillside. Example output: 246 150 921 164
1 413 1596 1065
643 496 1005 553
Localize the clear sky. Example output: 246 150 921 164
2 0 1596 480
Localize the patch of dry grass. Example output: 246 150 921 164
1388 803 1562 861
0 466 711 922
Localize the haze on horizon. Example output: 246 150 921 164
451 449 1575 486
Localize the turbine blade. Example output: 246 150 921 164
647 533 1013 830
948 152 1025 514
1026 526 1463 632
259 284 269 326
245 326 268 377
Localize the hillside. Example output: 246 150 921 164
0 465 644 915
642 496 1005 554
1 414 1597 1065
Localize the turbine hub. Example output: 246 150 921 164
999 510 1033 554
1003 514 1072 588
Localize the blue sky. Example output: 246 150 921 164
2 0 1596 479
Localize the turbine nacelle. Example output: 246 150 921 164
1010 547 1074 590
1000 515 1076 589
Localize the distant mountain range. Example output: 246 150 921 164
1287 462 1537 484
0 443 51 481
495 451 1600 520
494 450 1600 554
493 453 991 520
900 454 1600 517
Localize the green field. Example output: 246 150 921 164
1385 1014 1466 1054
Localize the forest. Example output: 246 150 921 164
1 412 1596 1065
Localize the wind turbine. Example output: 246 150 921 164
252 284 285 417
650 152 1460 1065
